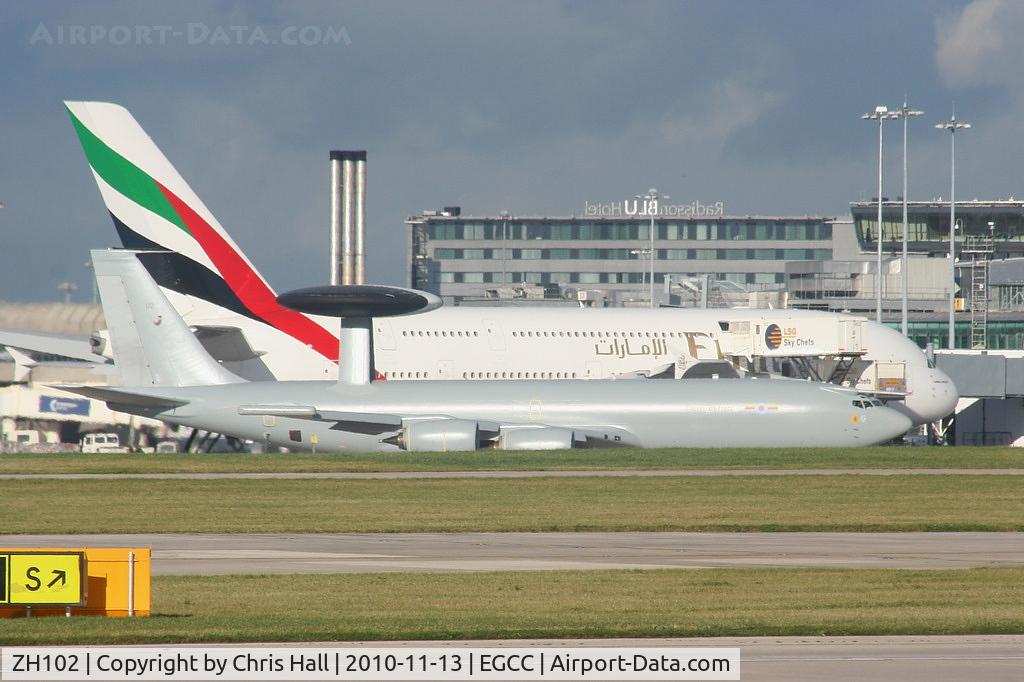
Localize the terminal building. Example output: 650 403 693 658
837 199 1024 349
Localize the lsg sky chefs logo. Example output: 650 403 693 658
583 197 725 218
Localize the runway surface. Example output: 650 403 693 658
3 532 1022 573
2 468 1022 479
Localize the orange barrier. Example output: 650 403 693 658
0 547 150 618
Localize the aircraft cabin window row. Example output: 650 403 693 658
381 371 579 380
511 331 681 338
461 371 578 379
395 330 684 339
400 330 480 337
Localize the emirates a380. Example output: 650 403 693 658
63 100 957 427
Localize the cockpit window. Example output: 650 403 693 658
852 398 884 409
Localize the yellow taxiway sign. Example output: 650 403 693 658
0 552 85 606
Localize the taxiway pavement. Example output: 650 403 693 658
2 532 1021 573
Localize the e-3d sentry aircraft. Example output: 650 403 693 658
56 249 913 452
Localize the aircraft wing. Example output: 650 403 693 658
50 384 189 409
0 329 108 364
237 405 508 437
236 404 638 445
237 405 407 435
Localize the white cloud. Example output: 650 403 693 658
935 0 1024 87
657 79 783 153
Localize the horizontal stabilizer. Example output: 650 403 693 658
51 384 188 409
0 329 109 364
192 325 266 362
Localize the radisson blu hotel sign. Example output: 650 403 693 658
583 197 725 218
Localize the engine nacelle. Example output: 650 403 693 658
498 427 576 451
90 330 112 359
388 419 480 452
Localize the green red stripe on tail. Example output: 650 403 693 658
67 106 337 361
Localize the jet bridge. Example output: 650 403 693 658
931 349 1024 446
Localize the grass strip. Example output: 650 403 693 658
2 568 1022 644
1 475 1021 533
1 447 1023 475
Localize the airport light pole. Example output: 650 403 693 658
936 112 971 349
57 281 78 304
499 210 511 286
636 188 667 308
862 106 899 323
629 248 650 296
83 260 97 304
894 101 923 336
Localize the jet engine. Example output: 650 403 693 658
90 329 113 359
384 419 480 452
498 427 576 450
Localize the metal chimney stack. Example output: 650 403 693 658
329 150 367 285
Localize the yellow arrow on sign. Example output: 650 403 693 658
5 553 85 606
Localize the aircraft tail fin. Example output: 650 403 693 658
92 249 243 387
65 100 337 362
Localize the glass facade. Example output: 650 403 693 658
852 202 1024 254
410 214 838 302
434 247 831 261
429 219 833 241
888 320 1024 351
436 271 787 285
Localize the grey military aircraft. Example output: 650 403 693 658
58 250 912 451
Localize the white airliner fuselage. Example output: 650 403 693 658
164 289 957 427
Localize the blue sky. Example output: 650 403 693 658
3 0 1022 301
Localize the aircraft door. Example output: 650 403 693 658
437 360 455 379
374 320 397 351
839 318 863 353
483 319 505 351
585 360 602 379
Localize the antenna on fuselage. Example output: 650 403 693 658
277 285 443 385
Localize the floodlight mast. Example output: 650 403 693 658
936 111 971 349
636 188 667 308
862 105 899 323
893 101 923 336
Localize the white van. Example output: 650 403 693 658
79 432 128 453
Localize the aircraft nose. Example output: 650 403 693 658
928 367 960 417
872 406 913 443
900 367 959 425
